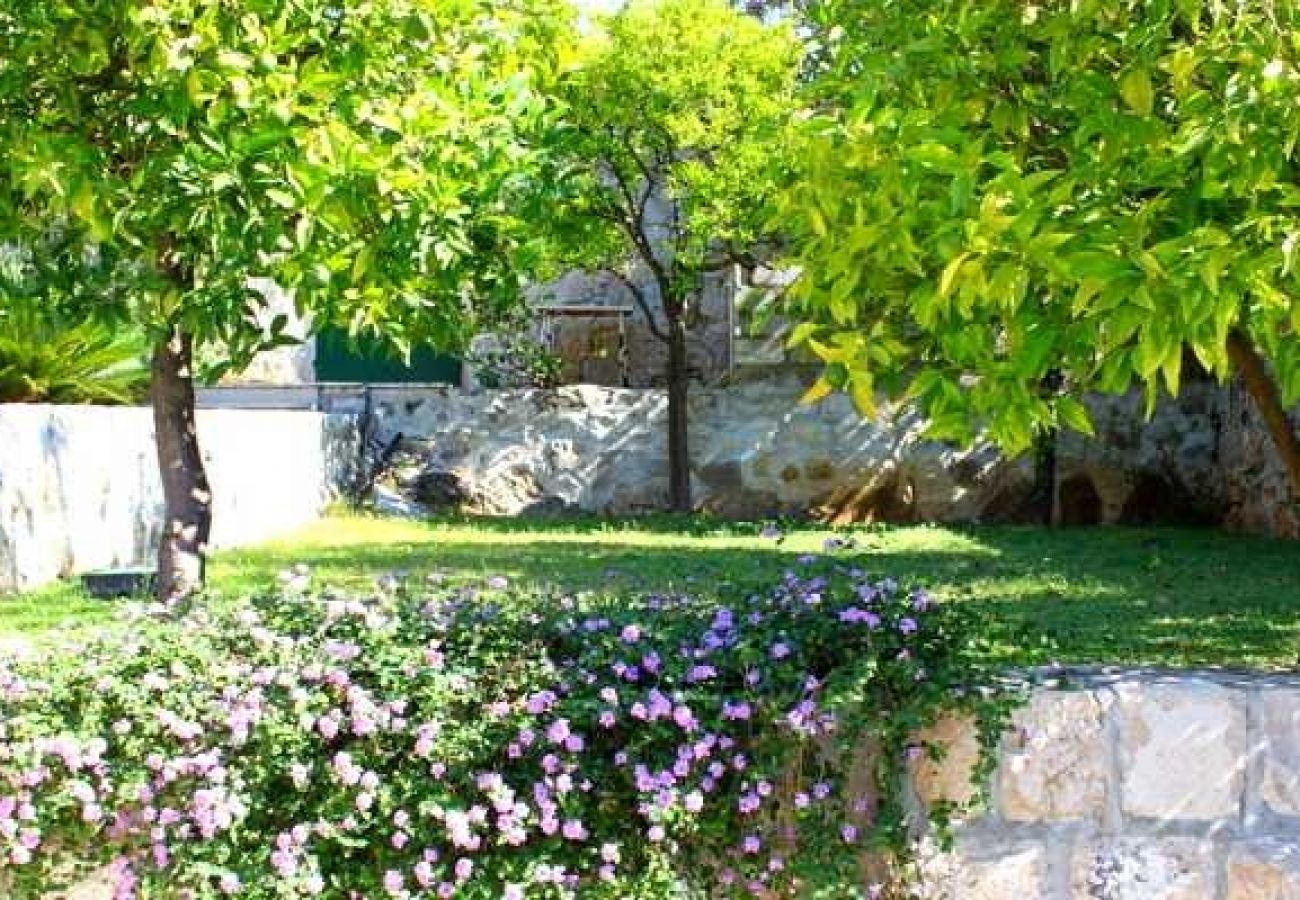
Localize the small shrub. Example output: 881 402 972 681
0 305 148 405
0 553 1010 898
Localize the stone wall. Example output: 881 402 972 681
913 670 1300 899
193 371 1298 535
366 375 1234 527
1221 381 1300 538
0 406 357 592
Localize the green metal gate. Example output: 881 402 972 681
314 327 462 384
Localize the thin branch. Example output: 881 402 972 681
603 160 677 313
610 269 668 343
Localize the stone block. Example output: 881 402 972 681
1000 689 1110 823
915 841 1047 900
1227 839 1300 900
1259 689 1300 817
955 846 1047 900
911 714 983 810
1115 680 1247 821
1072 838 1215 900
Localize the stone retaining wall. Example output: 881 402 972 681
360 375 1230 527
194 372 1299 536
0 406 358 592
913 671 1300 899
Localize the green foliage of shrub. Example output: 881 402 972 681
0 306 148 405
0 551 1011 898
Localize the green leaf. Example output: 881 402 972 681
907 143 961 171
1056 396 1094 436
849 374 877 418
786 322 821 350
265 189 297 210
938 252 971 299
1120 68 1155 117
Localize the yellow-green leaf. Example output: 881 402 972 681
849 375 877 418
1120 68 1155 117
938 252 971 298
800 377 834 406
1056 396 1094 436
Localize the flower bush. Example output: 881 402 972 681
0 551 1010 899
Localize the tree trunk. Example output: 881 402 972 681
151 327 213 601
666 315 692 512
1030 426 1060 526
1226 328 1300 500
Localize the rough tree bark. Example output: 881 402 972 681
666 314 692 512
151 327 213 601
1226 327 1300 500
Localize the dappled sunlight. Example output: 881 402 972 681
201 514 1300 671
5 514 1297 669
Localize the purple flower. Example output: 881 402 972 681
547 719 572 745
898 617 918 635
722 701 752 721
673 705 698 732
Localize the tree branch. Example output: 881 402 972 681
603 158 677 315
1226 327 1300 499
610 269 668 343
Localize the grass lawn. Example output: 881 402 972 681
3 513 1298 669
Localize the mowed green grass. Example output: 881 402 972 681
3 514 1298 669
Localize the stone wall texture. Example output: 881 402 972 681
0 406 357 592
912 671 1300 900
362 373 1295 531
193 369 1299 536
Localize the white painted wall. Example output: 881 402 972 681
0 406 357 592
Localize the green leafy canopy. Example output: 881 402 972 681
536 0 803 307
0 0 571 371
780 0 1300 451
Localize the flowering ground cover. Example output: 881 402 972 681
3 514 1298 669
0 549 1011 898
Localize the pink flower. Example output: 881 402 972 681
383 869 404 896
454 858 473 882
562 818 588 840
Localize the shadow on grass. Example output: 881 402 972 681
208 518 1300 670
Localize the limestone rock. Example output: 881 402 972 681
940 845 1047 900
1072 838 1215 900
1115 680 1247 821
999 689 1110 823
910 714 984 810
1227 839 1300 900
1258 688 1300 818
